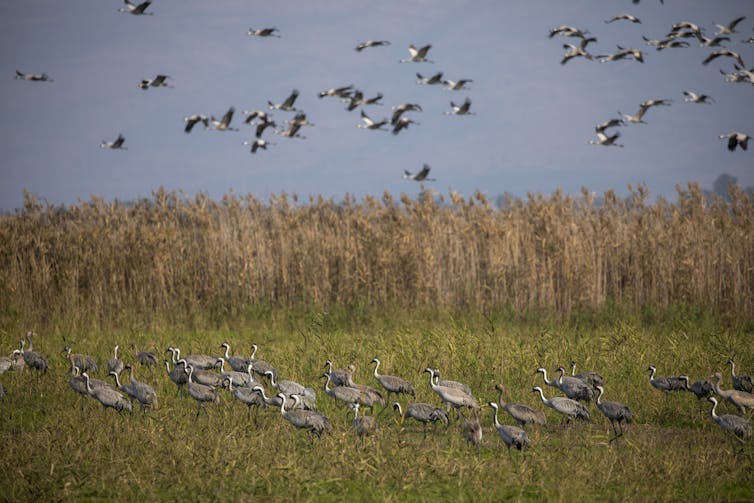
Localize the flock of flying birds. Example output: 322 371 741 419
11 1 752 192
548 12 752 151
12 0 482 184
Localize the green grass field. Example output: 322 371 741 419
1 308 752 502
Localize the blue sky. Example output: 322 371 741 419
1 0 752 211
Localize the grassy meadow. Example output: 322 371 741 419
1 186 753 501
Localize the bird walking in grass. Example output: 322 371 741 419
371 358 415 401
647 365 687 393
727 358 753 393
185 365 219 418
709 372 754 414
352 403 378 440
594 385 632 437
708 396 751 441
84 372 132 413
277 393 330 439
393 402 448 439
532 386 590 423
494 384 546 427
488 402 530 454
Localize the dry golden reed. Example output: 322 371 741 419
1 182 752 328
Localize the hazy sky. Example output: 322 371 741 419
1 1 752 211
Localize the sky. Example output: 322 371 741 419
1 0 753 211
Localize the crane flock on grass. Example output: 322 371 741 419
1 332 753 452
547 12 751 150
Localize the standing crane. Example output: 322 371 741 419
707 397 751 441
594 385 632 436
424 368 478 417
431 368 472 397
352 403 379 440
185 365 219 418
461 409 483 455
107 344 124 377
224 378 265 420
64 346 98 374
122 364 158 411
277 393 330 438
532 386 591 422
164 359 188 395
324 359 350 387
321 372 364 411
20 332 48 374
709 372 754 413
488 402 531 454
556 367 595 402
83 372 132 413
648 365 688 393
494 384 546 427
392 402 448 439
371 358 415 400
570 361 604 387
727 358 753 393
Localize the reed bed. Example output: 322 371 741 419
1 182 752 333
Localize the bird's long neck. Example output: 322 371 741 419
218 359 225 373
730 361 737 378
187 367 194 383
497 387 506 407
540 369 553 386
250 345 258 359
372 361 380 378
84 374 92 393
570 363 577 376
595 387 604 405
710 399 719 419
128 366 135 382
649 367 656 382
223 345 230 360
323 374 332 392
114 345 119 359
164 360 171 373
113 372 123 388
534 387 547 403
394 403 404 419
492 406 501 428
278 394 287 415
426 370 436 389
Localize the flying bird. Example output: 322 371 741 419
138 74 172 89
391 117 419 135
444 98 474 115
605 13 641 24
442 78 473 91
183 114 209 133
561 41 595 65
118 0 152 15
268 89 299 112
588 131 624 147
403 164 435 182
400 44 433 63
318 85 354 99
702 49 745 68
714 16 746 35
391 103 422 125
719 132 749 151
355 40 390 52
100 134 126 150
14 70 53 82
247 27 280 37
682 91 714 104
210 107 238 131
416 72 444 85
597 46 644 63
357 110 388 131
549 26 591 39
242 139 275 154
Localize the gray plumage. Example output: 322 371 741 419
432 368 473 396
186 365 219 417
277 393 330 438
83 372 132 413
648 365 687 392
322 372 366 408
345 365 386 410
265 371 316 402
556 367 595 402
107 344 125 377
728 358 754 393
0 350 23 374
324 359 350 387
220 343 249 373
488 402 530 453
710 372 754 414
352 403 379 439
594 385 632 436
173 347 219 370
681 376 713 400
217 358 253 387
708 396 752 440
178 359 222 387
570 361 604 387
164 359 188 394
65 346 98 374
252 386 296 410
392 402 448 438
495 384 546 427
224 378 265 413
248 344 277 379
372 358 416 399
69 366 89 400
122 365 158 411
135 351 158 367
21 333 48 374
424 368 478 414
532 386 590 422
462 412 483 453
